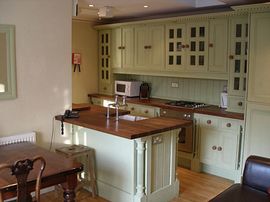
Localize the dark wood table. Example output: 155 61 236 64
0 142 83 202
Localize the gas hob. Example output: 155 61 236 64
165 100 208 109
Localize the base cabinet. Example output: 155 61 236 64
73 126 179 202
195 114 244 181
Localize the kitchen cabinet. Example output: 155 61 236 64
248 12 270 103
99 30 114 95
208 18 228 74
244 12 270 162
166 23 187 70
186 21 208 72
126 103 160 117
134 24 165 70
111 26 134 70
165 20 209 72
195 114 244 181
227 16 248 113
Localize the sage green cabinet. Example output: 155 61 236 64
166 23 187 70
208 18 228 74
196 114 243 181
165 18 228 78
99 30 113 95
166 21 208 72
186 21 208 72
111 26 134 70
134 24 165 70
227 16 248 113
244 12 270 162
248 12 270 103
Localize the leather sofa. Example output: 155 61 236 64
209 155 270 202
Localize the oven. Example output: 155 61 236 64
160 108 194 153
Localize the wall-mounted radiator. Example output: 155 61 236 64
0 132 36 146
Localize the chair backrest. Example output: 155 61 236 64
0 156 46 202
243 155 270 193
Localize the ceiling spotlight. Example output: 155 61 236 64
89 4 94 7
143 5 149 8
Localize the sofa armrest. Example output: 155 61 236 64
243 155 270 194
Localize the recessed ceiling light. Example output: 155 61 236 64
89 4 94 7
143 5 149 8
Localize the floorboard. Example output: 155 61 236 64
40 167 233 202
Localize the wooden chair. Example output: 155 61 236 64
0 156 46 202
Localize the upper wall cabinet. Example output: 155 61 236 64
99 30 113 95
166 20 209 72
248 12 270 103
111 26 134 70
208 18 228 74
134 24 165 70
227 16 248 113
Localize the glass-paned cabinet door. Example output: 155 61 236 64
165 24 186 70
186 21 208 71
99 30 111 83
228 17 248 96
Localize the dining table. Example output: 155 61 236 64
0 142 83 202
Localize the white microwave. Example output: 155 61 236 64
115 80 142 97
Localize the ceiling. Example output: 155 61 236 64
73 0 270 23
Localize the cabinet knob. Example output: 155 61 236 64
144 110 149 114
144 46 148 49
182 44 186 48
148 45 152 49
229 55 234 59
122 46 125 50
131 107 135 110
212 146 217 150
118 46 122 49
103 87 107 90
238 102 243 106
209 43 214 47
185 44 190 48
226 123 232 128
207 120 212 125
217 146 222 151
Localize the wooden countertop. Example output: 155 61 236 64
88 94 244 120
55 104 192 139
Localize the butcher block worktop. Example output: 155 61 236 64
55 104 191 139
88 94 244 120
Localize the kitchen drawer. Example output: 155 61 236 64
227 96 245 113
199 115 219 129
127 103 158 117
220 119 239 131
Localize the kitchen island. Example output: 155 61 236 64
56 105 191 202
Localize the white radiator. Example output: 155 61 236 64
0 132 36 146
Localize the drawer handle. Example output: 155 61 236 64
238 102 243 106
131 107 135 110
226 123 232 128
209 43 214 47
144 110 149 114
217 146 222 151
212 146 217 150
207 120 212 124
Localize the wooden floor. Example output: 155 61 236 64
41 167 233 202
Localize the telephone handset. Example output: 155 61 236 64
64 110 80 118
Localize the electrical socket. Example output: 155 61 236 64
171 82 179 88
